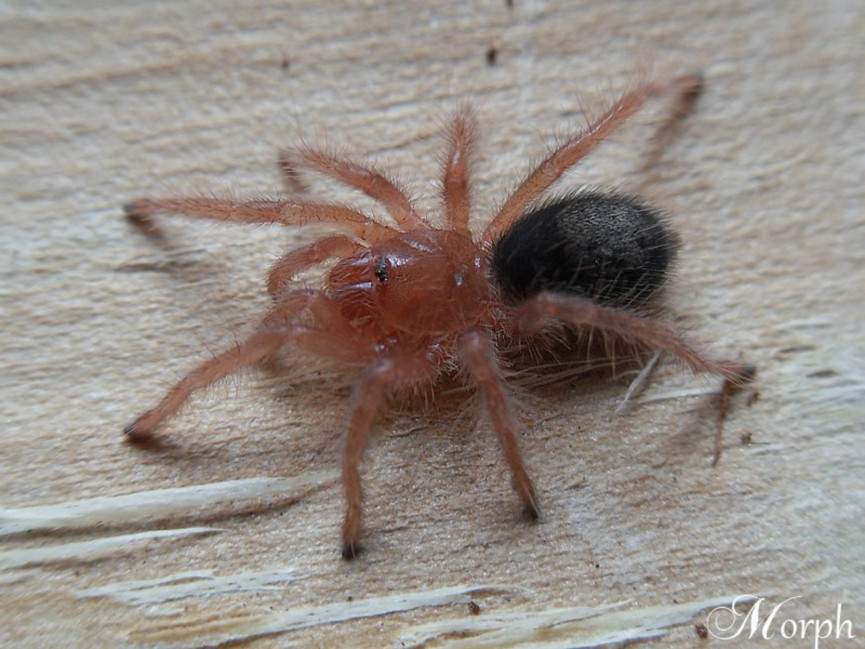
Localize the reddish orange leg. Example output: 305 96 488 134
124 328 294 438
267 234 360 299
515 292 755 461
341 354 438 559
482 73 704 245
515 292 753 383
126 292 372 439
443 107 475 235
285 148 424 231
123 196 395 241
262 289 358 339
461 331 539 519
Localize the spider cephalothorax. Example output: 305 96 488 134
124 73 754 558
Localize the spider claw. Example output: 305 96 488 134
123 413 156 442
124 201 167 240
123 201 151 219
711 448 722 468
722 361 757 390
341 541 361 560
123 422 149 442
520 490 540 520
737 362 758 384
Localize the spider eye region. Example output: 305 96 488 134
454 264 468 288
491 191 679 307
373 256 389 283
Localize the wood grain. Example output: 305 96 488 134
2 1 863 646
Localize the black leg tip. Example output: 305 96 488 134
341 542 361 560
524 501 540 521
739 363 757 383
123 423 153 444
124 203 164 239
123 202 150 222
690 70 706 90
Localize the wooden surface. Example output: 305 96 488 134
2 1 863 647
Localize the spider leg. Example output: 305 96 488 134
277 149 311 194
713 375 748 467
267 234 360 299
284 148 425 231
124 327 296 438
515 292 753 383
443 106 475 235
341 354 438 559
124 197 395 242
515 291 755 460
637 72 704 183
125 292 372 438
460 331 540 519
482 73 704 245
260 288 356 335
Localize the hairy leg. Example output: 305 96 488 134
267 234 360 298
125 292 372 438
124 328 294 438
637 72 704 182
124 197 395 242
263 289 358 340
515 291 755 460
277 149 311 194
442 107 475 235
460 331 540 519
284 148 424 231
515 292 753 382
341 354 438 558
482 73 704 245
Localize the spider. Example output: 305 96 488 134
123 73 754 559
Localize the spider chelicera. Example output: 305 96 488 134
124 73 754 558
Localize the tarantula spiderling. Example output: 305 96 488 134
124 73 754 559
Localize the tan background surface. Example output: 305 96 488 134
1 1 863 647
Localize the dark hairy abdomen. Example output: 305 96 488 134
491 191 678 307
